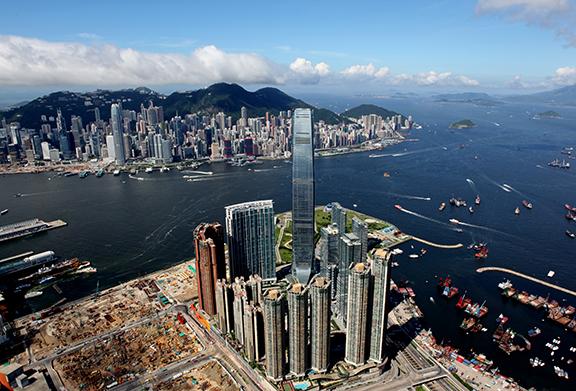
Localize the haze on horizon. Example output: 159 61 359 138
0 0 575 104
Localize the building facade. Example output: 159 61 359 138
263 289 286 381
352 217 368 262
345 262 371 366
369 249 392 363
194 223 226 316
337 233 361 322
110 103 126 165
287 283 309 377
310 276 331 373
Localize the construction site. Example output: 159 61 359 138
153 360 239 391
53 315 201 390
154 260 197 303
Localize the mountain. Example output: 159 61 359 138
340 104 403 120
0 83 343 128
511 85 576 106
431 92 502 106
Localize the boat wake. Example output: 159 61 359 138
454 220 517 238
395 205 451 227
466 178 478 194
388 192 431 201
501 183 530 198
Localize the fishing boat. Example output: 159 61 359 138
528 327 541 337
460 317 476 331
438 202 446 211
522 200 533 209
566 230 576 239
515 207 520 215
475 195 481 205
0 209 8 215
456 294 471 309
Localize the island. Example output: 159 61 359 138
535 110 561 119
449 119 476 129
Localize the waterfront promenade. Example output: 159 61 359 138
477 266 576 297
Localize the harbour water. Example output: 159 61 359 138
0 98 575 389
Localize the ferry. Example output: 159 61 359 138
566 230 576 239
522 200 533 209
24 290 43 299
528 327 542 337
515 207 520 215
113 169 121 176
0 209 8 215
475 195 481 205
438 202 446 211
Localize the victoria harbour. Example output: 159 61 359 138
1 97 575 389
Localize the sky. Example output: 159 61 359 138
0 0 575 98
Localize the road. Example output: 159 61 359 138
477 266 576 297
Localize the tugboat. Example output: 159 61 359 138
439 202 446 211
515 207 520 215
566 230 576 239
522 200 533 209
475 195 481 205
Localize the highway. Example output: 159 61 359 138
477 266 576 297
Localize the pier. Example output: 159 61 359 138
0 251 34 265
0 218 67 243
410 236 463 249
476 267 576 297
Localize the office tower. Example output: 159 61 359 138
331 202 347 234
232 278 247 344
310 276 331 373
246 274 263 306
194 223 226 316
337 233 361 322
263 289 286 382
111 103 126 165
287 283 308 377
241 106 248 128
215 279 233 334
345 262 371 366
320 224 339 274
352 217 368 262
369 249 392 363
291 108 315 284
225 200 276 280
243 303 264 363
105 134 116 160
94 107 101 122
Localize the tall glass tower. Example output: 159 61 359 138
291 108 315 284
110 103 126 165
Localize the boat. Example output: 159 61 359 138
38 276 55 284
79 171 90 178
449 198 467 207
498 280 513 290
528 327 541 337
554 366 569 379
0 209 8 215
475 245 489 259
547 270 556 278
456 294 471 309
63 172 77 177
460 317 476 331
530 357 545 367
95 169 105 177
429 297 435 304
565 212 576 221
468 206 474 214
145 167 154 173
515 207 520 215
14 193 23 198
449 218 460 225
522 200 533 209
496 314 509 325
383 172 390 177
24 290 43 299
475 195 481 205
438 202 446 211
409 254 419 259
566 230 576 239
565 204 576 213
394 204 402 210
73 266 97 274
113 169 121 176
160 166 170 173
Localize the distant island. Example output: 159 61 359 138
535 110 561 119
449 119 476 129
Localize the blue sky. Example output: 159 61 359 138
0 0 575 94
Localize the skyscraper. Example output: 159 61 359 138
246 274 263 306
320 223 339 274
291 108 315 284
243 303 264 363
352 217 368 262
369 249 392 363
287 283 309 377
232 277 248 344
225 200 276 280
110 103 126 165
345 262 371 366
337 233 361 322
263 289 286 382
194 223 226 316
215 278 233 334
331 202 347 235
310 276 331 373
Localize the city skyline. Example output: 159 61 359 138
0 1 575 97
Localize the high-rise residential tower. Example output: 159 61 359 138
345 262 371 366
320 223 339 274
369 249 392 363
194 223 226 316
225 200 276 280
287 283 309 377
263 289 286 382
331 202 347 235
310 275 331 373
337 233 361 322
110 103 126 165
352 217 368 262
215 279 233 334
291 108 315 284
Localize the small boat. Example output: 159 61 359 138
394 204 403 210
14 193 23 198
145 167 154 173
547 270 556 278
566 230 576 239
429 297 435 304
353 204 358 208
528 327 542 337
95 169 105 177
475 195 481 205
522 200 533 209
383 172 391 177
515 207 520 215
498 280 512 290
468 206 474 214
438 202 446 211
24 291 43 299
409 254 419 259
449 218 460 225
79 171 90 178
565 204 576 213
0 209 8 215
113 169 121 176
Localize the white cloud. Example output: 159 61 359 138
391 71 480 87
476 0 576 46
0 35 285 87
288 57 330 84
553 66 576 85
77 32 101 40
341 63 390 79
